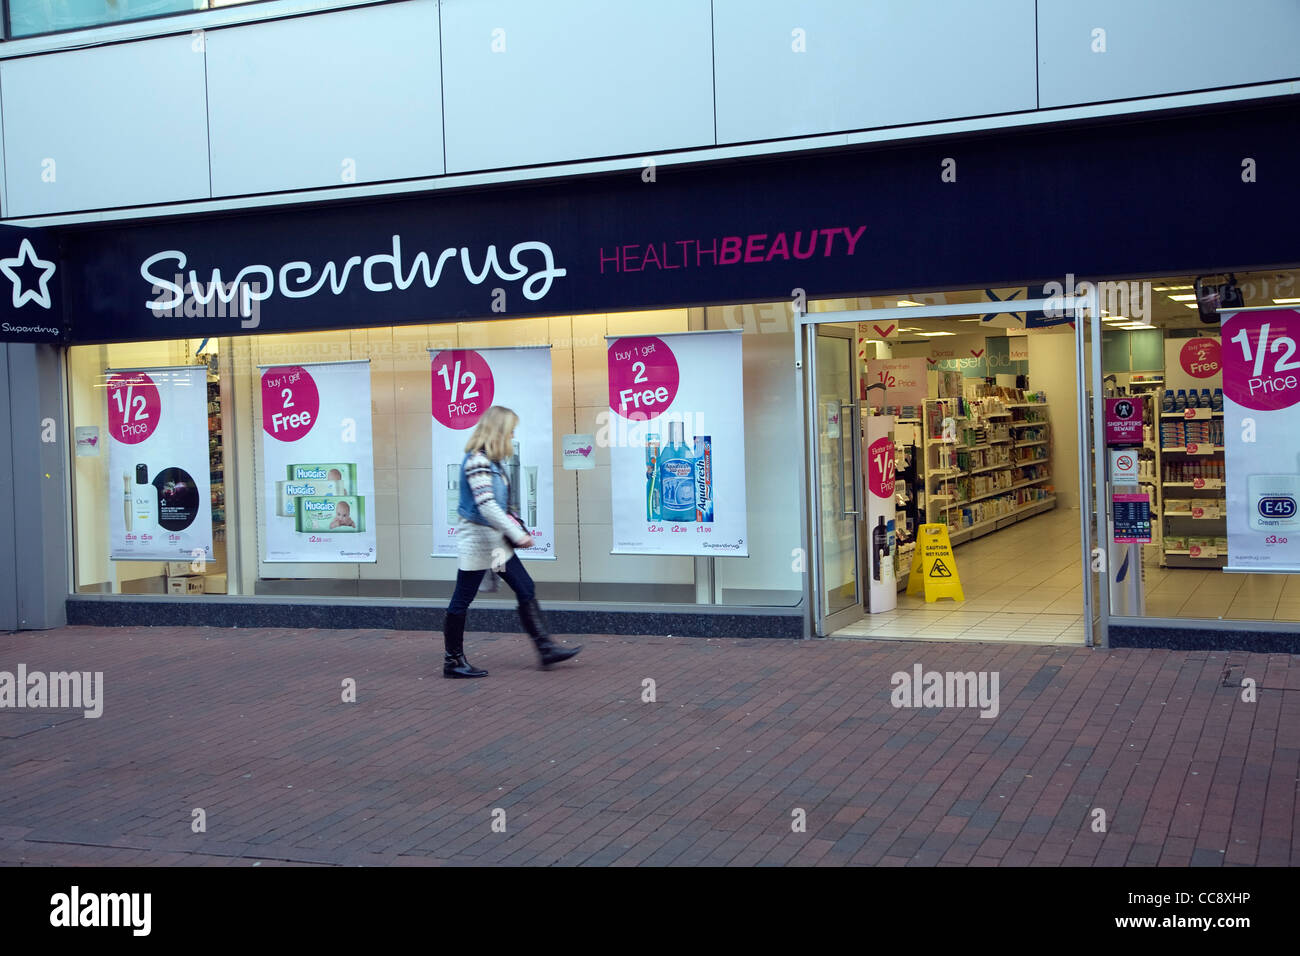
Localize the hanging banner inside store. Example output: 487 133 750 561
431 346 555 560
1221 307 1300 572
1164 334 1222 392
107 365 212 561
865 357 926 414
607 329 747 556
259 360 376 563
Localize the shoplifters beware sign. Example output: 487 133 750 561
907 524 965 603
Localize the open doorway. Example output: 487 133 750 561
801 288 1096 644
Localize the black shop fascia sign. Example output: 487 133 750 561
33 100 1300 345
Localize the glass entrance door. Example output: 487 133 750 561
807 324 864 634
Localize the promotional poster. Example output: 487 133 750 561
107 365 213 561
260 360 377 563
1221 307 1300 572
431 346 555 560
607 329 748 556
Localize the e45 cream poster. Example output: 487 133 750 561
1221 307 1300 571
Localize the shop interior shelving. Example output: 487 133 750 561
921 394 1055 547
1156 392 1227 567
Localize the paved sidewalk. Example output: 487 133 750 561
0 625 1296 866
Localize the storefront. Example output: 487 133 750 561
3 98 1298 647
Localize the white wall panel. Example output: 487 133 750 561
440 0 714 173
206 0 443 196
714 0 1038 144
1039 0 1300 107
1 35 209 217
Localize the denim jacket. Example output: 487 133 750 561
457 452 510 527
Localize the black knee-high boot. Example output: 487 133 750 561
443 611 488 678
518 598 581 667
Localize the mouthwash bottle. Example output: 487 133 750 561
1175 389 1187 411
1161 389 1174 414
1212 388 1223 412
645 433 661 521
659 421 696 522
1201 388 1212 409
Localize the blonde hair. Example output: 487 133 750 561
464 406 519 462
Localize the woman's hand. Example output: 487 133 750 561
518 535 535 549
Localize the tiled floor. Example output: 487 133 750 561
835 506 1300 645
835 508 1088 645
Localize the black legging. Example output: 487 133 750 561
447 555 536 616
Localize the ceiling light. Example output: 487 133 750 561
1154 284 1194 292
957 318 984 323
1273 297 1300 304
1167 294 1197 301
914 330 956 337
896 299 925 307
1185 303 1199 309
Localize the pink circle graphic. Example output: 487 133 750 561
868 436 896 500
261 366 321 442
1221 309 1300 412
1179 337 1222 379
106 372 162 445
608 336 680 422
430 350 495 430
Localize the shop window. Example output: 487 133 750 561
66 306 802 608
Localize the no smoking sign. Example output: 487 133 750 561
1109 449 1139 484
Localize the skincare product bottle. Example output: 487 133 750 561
659 422 695 522
524 465 538 528
446 464 460 525
134 464 155 532
123 472 133 532
507 440 521 515
645 433 661 522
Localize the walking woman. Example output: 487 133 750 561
443 405 581 678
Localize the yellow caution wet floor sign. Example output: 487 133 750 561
906 523 965 603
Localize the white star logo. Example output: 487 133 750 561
0 237 56 310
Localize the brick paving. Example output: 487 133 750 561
0 625 1296 866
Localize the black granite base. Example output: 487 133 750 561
1109 623 1300 653
65 597 803 639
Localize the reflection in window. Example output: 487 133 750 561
8 0 228 39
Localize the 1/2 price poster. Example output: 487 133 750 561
607 329 748 556
1221 307 1300 572
431 346 555 560
260 360 376 562
107 365 213 561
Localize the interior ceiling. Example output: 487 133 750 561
817 268 1300 343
